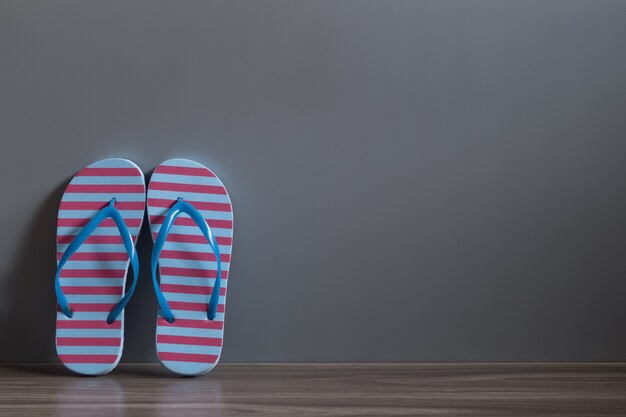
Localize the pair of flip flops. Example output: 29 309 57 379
55 158 233 376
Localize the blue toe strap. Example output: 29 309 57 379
152 198 222 322
55 199 139 324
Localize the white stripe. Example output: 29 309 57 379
167 310 224 321
89 159 141 169
158 258 229 270
57 346 121 355
58 209 144 218
147 190 230 204
149 224 234 238
59 278 124 287
58 311 116 320
158 277 227 287
56 329 121 338
58 271 126 279
155 343 221 355
57 243 127 252
71 176 145 185
57 226 142 236
163 293 215 303
160 272 226 282
152 241 232 254
62 193 145 202
147 208 232 221
62 260 130 269
151 173 224 187
65 294 123 304
157 326 223 339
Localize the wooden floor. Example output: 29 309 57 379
0 363 625 416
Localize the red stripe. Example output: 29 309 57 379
153 233 232 246
160 267 227 279
77 167 141 177
59 269 125 278
169 301 225 313
157 318 223 329
67 303 116 312
58 252 128 261
66 184 145 193
148 198 231 212
158 352 218 363
161 284 226 296
156 166 215 177
60 201 144 210
58 235 127 245
150 216 232 229
159 250 231 262
216 236 232 246
62 286 123 295
57 320 121 329
149 182 226 194
58 218 142 228
57 337 121 346
58 354 118 364
157 335 222 347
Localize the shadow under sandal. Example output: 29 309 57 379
147 158 234 376
54 158 146 375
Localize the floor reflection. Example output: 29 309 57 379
152 376 225 417
1 364 227 417
52 375 126 417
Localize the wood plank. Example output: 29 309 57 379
0 363 625 416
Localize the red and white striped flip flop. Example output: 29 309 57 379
147 159 233 375
54 158 145 375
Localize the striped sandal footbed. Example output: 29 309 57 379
147 158 233 375
55 158 145 375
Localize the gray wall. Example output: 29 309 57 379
1 0 626 363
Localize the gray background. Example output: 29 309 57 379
1 0 626 363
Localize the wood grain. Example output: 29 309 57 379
0 363 625 416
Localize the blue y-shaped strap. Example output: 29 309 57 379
152 197 222 323
55 199 139 324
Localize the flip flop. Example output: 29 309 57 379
147 159 233 375
55 158 145 375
